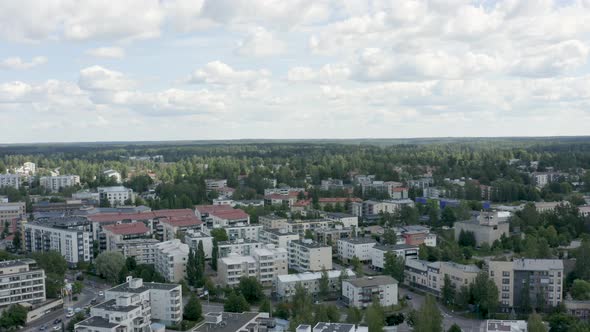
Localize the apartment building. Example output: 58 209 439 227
184 230 213 259
76 277 183 331
534 201 568 213
160 215 203 241
337 238 377 263
221 224 263 242
195 312 274 332
318 197 362 210
205 179 227 192
342 276 398 308
0 202 26 225
289 240 332 272
260 228 299 249
14 162 36 176
0 174 20 189
101 222 151 252
152 239 189 283
484 320 528 332
195 204 233 222
286 219 330 236
264 187 305 196
351 199 415 218
297 323 368 332
218 239 263 258
40 175 81 192
325 213 358 228
488 259 564 311
315 227 355 247
370 244 420 270
208 209 250 228
103 169 122 183
404 259 480 296
454 212 509 246
0 259 45 308
276 269 355 300
218 245 288 287
259 215 289 229
24 217 92 266
407 177 434 190
264 193 299 207
97 186 134 206
115 238 159 264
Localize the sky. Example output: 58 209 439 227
1 0 590 143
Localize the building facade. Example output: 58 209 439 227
0 259 45 308
152 239 189 283
97 186 134 206
40 175 81 192
289 240 332 272
342 276 398 308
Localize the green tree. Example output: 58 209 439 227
366 297 385 332
447 324 462 332
319 267 330 299
345 307 363 324
224 292 250 313
413 294 442 332
12 231 21 251
211 239 219 271
274 302 290 319
186 248 198 287
458 230 476 247
572 279 590 300
442 274 455 306
383 252 405 282
528 312 547 332
184 295 203 321
304 229 314 240
0 304 27 329
125 256 137 271
259 297 272 315
210 228 228 242
471 272 499 318
72 281 84 295
382 229 397 245
30 251 67 298
239 276 264 303
66 312 86 332
350 256 363 276
574 238 590 280
337 267 349 291
95 251 126 284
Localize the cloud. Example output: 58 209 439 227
511 40 590 77
287 64 350 83
85 47 126 59
78 66 135 91
0 56 47 70
186 61 270 85
235 27 286 57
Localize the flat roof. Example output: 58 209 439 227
345 275 397 288
0 259 35 269
314 322 357 332
108 280 180 293
339 237 377 245
94 299 139 312
373 244 419 251
76 316 120 329
278 269 355 283
513 259 563 271
194 312 260 332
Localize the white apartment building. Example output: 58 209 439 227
24 217 92 266
15 162 36 176
114 238 160 264
218 245 288 287
370 244 420 270
342 276 398 308
0 174 21 189
218 239 263 258
325 213 359 228
404 259 480 296
160 215 203 241
264 187 305 196
297 323 369 332
286 219 330 236
276 269 355 300
195 312 274 332
454 212 509 246
0 202 25 225
103 169 122 183
98 186 134 206
184 230 214 259
484 320 528 332
220 224 263 242
289 240 333 272
260 228 300 249
40 175 81 192
0 259 46 308
337 238 377 263
208 209 250 228
76 277 182 331
152 239 189 283
259 215 289 229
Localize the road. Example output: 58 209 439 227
396 287 484 332
23 279 110 332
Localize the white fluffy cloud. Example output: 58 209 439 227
186 61 270 85
235 27 286 57
0 56 47 70
85 47 126 59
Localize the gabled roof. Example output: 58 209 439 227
160 215 203 227
194 204 233 214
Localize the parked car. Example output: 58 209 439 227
66 312 75 318
39 324 47 331
405 295 412 300
74 307 82 313
53 325 61 331
53 319 62 325
98 291 104 297
90 298 97 305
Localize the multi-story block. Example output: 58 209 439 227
115 238 159 264
259 215 289 229
534 201 568 213
289 240 332 272
488 259 564 312
218 239 263 258
370 244 420 270
24 217 92 266
208 208 250 228
315 227 355 247
205 179 227 192
97 186 134 206
0 202 25 225
222 224 263 242
404 259 480 296
76 277 183 331
0 259 45 308
454 212 509 246
564 300 590 321
102 222 151 252
260 228 299 249
160 215 203 241
351 199 415 218
103 169 122 183
218 245 288 287
297 323 368 332
152 239 189 283
218 255 257 287
0 174 21 189
342 275 398 308
40 175 81 192
195 312 273 332
325 213 358 228
183 230 213 259
318 198 362 210
337 238 376 263
407 177 434 190
276 269 355 300
286 219 330 236
484 320 528 332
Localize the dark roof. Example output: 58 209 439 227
108 281 180 293
75 316 120 329
314 322 357 332
194 312 260 332
345 275 398 288
373 244 419 251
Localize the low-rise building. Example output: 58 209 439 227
0 259 45 308
370 244 420 270
488 259 564 312
75 277 183 331
535 201 568 213
484 320 527 332
298 322 368 332
152 239 189 283
103 169 122 183
0 202 26 225
289 240 333 272
276 269 355 300
325 213 358 228
40 175 81 192
195 312 273 332
342 276 398 308
205 179 228 192
337 238 377 263
564 300 590 321
264 193 299 207
454 212 509 246
259 215 289 229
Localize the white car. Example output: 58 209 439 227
98 291 104 297
66 312 74 318
53 326 61 331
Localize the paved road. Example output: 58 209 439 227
23 280 110 332
396 287 484 332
